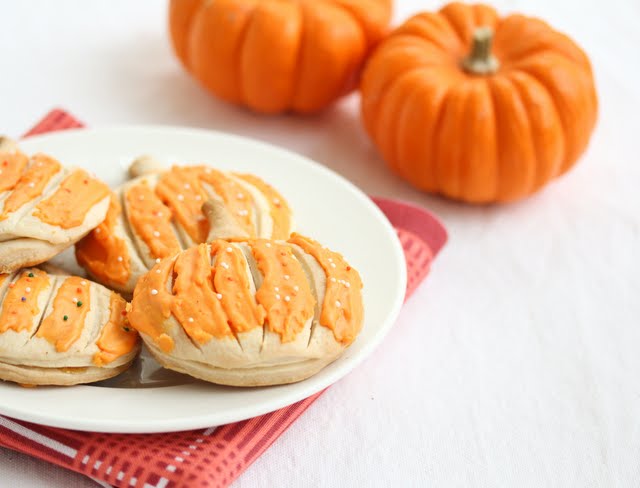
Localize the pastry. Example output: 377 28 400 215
129 232 363 387
0 137 110 273
76 158 293 294
0 267 140 386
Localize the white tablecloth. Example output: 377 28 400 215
2 1 639 486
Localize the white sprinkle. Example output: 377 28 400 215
28 182 35 188
328 258 333 263
80 281 87 286
345 282 351 288
335 300 342 307
117 256 123 262
293 285 299 291
238 209 248 217
221 262 229 269
330 263 336 268
274 287 279 292
25 287 31 293
275 294 281 300
284 296 291 302
284 274 290 280
273 198 280 204
188 317 194 323
177 194 185 201
236 193 244 200
72 297 78 303
156 258 161 263
330 277 337 282
138 195 144 201
195 195 202 201
95 228 101 234
153 230 160 237
155 211 163 217
151 289 158 295
156 269 161 274
226 247 233 252
216 293 222 300
184 183 191 189
265 243 271 248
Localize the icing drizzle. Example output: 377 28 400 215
33 169 110 228
0 154 60 221
36 276 91 352
93 292 138 366
76 195 131 285
0 150 29 193
288 234 364 345
125 181 182 260
0 269 50 334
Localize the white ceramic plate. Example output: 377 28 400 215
0 126 406 433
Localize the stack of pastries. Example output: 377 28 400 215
0 139 364 387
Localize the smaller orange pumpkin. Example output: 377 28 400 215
170 0 393 114
360 2 598 203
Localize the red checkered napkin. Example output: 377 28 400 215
0 110 447 488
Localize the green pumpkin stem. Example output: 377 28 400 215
462 27 500 75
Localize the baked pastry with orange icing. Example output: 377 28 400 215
0 137 111 273
76 158 293 294
129 233 363 386
0 267 140 386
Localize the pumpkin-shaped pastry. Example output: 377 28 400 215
129 233 363 386
360 2 598 203
76 158 293 294
169 0 393 114
0 268 140 386
0 137 110 273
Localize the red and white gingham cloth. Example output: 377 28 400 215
0 109 447 488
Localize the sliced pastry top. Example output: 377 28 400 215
0 142 110 245
76 165 293 293
0 268 139 370
128 234 363 370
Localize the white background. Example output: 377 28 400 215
1 0 639 487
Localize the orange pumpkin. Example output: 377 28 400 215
360 2 598 203
170 0 393 114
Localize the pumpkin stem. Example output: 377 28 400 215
462 27 499 75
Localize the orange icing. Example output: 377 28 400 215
251 240 315 342
36 276 90 352
156 167 209 242
0 154 60 221
93 292 138 366
209 240 266 334
236 174 291 239
0 269 50 334
128 257 176 352
0 150 28 193
198 168 255 236
33 169 109 228
130 242 269 350
76 196 131 285
288 234 364 345
126 182 181 260
171 244 237 343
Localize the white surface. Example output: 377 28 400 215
1 0 639 486
0 126 405 433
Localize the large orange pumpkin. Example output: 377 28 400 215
170 0 393 114
360 2 598 203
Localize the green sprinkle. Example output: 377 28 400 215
76 301 83 307
28 272 34 278
63 315 68 321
